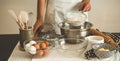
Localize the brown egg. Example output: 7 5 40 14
40 42 47 49
36 50 44 57
43 48 49 56
33 44 40 50
44 41 49 47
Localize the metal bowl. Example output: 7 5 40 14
94 43 117 58
58 21 92 44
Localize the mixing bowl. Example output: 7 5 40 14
58 38 88 50
57 38 88 57
58 21 92 44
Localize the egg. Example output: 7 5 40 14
36 50 44 57
44 41 49 47
40 42 47 49
33 44 40 50
28 46 37 54
43 48 49 56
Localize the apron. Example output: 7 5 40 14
43 0 88 34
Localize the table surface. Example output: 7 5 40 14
8 41 120 61
8 42 32 61
1 33 120 61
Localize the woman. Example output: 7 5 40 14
33 0 91 39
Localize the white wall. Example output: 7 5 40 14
89 0 120 32
0 0 120 34
0 0 37 34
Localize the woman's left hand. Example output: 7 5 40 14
79 1 91 12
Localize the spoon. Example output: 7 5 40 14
19 11 29 29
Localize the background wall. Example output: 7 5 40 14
0 0 37 34
0 0 120 34
89 0 120 32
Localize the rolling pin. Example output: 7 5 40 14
89 28 119 47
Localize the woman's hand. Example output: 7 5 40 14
79 0 91 12
33 19 43 40
33 19 43 34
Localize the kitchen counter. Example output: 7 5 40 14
0 33 120 61
8 42 32 61
8 42 120 61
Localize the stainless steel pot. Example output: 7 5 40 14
58 21 92 44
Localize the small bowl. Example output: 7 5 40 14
94 43 117 58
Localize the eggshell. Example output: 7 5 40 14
28 46 37 54
24 43 31 52
29 41 37 45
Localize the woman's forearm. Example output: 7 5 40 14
37 0 46 20
33 0 46 33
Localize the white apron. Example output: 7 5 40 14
43 0 88 34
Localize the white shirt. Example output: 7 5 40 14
43 0 88 34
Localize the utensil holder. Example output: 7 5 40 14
19 28 34 50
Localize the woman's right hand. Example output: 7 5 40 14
79 0 91 12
